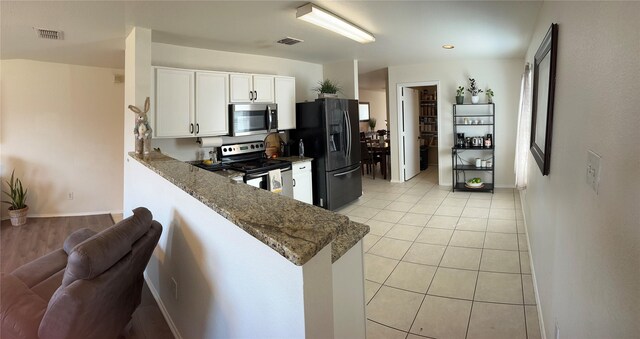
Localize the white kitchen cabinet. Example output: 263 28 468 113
154 68 194 138
229 73 274 103
274 76 296 130
196 71 229 136
292 160 313 204
154 67 230 138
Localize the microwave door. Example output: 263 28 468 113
232 106 268 136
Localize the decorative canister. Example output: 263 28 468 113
481 160 487 167
486 160 493 168
475 158 482 167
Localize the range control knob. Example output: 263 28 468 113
250 145 255 149
223 147 227 152
260 143 264 148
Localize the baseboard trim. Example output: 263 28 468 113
519 190 547 339
143 272 182 339
1 210 124 221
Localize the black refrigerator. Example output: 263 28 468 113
293 98 362 210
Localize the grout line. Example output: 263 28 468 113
464 228 487 339
516 206 530 339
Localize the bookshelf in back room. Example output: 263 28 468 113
419 86 438 169
451 103 495 193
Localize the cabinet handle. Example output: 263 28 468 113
293 178 296 187
249 91 253 101
189 123 194 134
196 123 200 134
254 90 258 100
299 166 306 170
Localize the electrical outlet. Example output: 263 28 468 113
586 150 601 193
67 192 74 200
171 277 178 300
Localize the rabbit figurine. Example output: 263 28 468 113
128 97 152 155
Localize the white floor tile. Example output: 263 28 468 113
428 267 478 300
410 295 472 339
363 234 381 252
385 224 423 242
489 208 516 220
364 199 393 209
467 302 526 339
372 210 406 223
408 204 438 215
426 215 459 229
369 237 413 260
474 272 523 304
440 246 483 270
366 320 407 339
518 233 529 251
415 228 453 245
441 197 469 207
487 219 517 233
403 243 446 266
520 251 531 274
466 199 492 208
456 217 488 231
397 213 430 226
435 205 464 217
385 261 437 293
385 201 415 212
366 286 423 331
525 306 542 339
491 199 516 209
395 194 422 203
484 233 519 251
480 249 521 273
365 280 382 304
522 274 536 305
366 219 395 236
364 254 398 283
348 206 381 218
462 207 490 218
449 230 485 248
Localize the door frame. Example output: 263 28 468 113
395 81 441 183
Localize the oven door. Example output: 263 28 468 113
245 168 291 196
230 104 277 136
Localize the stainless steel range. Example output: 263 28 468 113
192 141 292 191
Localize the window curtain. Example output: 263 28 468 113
514 63 532 189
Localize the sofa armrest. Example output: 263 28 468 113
11 249 68 289
0 274 48 339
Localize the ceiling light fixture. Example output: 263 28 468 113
442 45 455 49
296 3 375 44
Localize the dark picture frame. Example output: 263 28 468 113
530 23 558 176
358 102 371 121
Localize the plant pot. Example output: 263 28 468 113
488 97 493 104
471 95 479 104
318 93 338 99
455 96 464 105
8 205 28 226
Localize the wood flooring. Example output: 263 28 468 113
1 215 175 339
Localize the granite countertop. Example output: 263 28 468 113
331 221 369 263
129 152 367 266
277 156 313 164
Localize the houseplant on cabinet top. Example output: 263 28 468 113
467 78 483 104
456 86 465 104
486 89 495 103
368 117 377 131
313 79 341 98
2 170 28 226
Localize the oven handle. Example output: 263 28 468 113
245 167 291 179
333 166 360 177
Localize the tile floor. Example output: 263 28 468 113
336 167 542 339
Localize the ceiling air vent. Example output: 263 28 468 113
277 37 303 46
34 28 64 40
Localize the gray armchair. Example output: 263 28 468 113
1 207 162 339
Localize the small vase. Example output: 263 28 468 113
8 206 28 226
471 96 479 104
488 97 493 104
456 96 464 105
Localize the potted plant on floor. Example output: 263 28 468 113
467 78 483 104
313 79 341 98
2 170 28 226
456 86 465 104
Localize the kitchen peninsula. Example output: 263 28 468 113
124 151 368 339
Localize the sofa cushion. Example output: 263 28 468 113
11 249 68 289
0 274 48 339
62 208 153 286
63 228 97 255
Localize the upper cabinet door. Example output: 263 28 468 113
229 73 252 103
252 75 275 103
196 72 229 136
154 68 195 138
274 76 296 130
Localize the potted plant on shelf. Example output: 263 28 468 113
455 86 465 104
2 170 28 226
313 79 341 98
486 88 495 103
467 78 483 104
368 117 377 131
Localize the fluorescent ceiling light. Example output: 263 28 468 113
442 45 455 49
296 3 375 44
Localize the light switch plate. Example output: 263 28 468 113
586 150 601 193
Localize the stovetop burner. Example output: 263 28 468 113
230 158 290 174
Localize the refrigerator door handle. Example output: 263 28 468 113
343 110 350 158
346 110 352 158
333 166 360 177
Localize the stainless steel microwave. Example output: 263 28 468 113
229 103 278 136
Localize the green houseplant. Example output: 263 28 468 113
486 88 495 103
467 78 483 104
456 86 465 104
2 170 28 226
368 117 377 131
313 79 341 98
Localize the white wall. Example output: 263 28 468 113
358 89 387 131
1 59 124 218
387 60 522 185
323 60 359 100
521 2 640 338
149 42 324 160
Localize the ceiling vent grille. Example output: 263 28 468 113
277 37 303 45
34 28 64 40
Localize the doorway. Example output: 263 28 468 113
396 81 441 182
